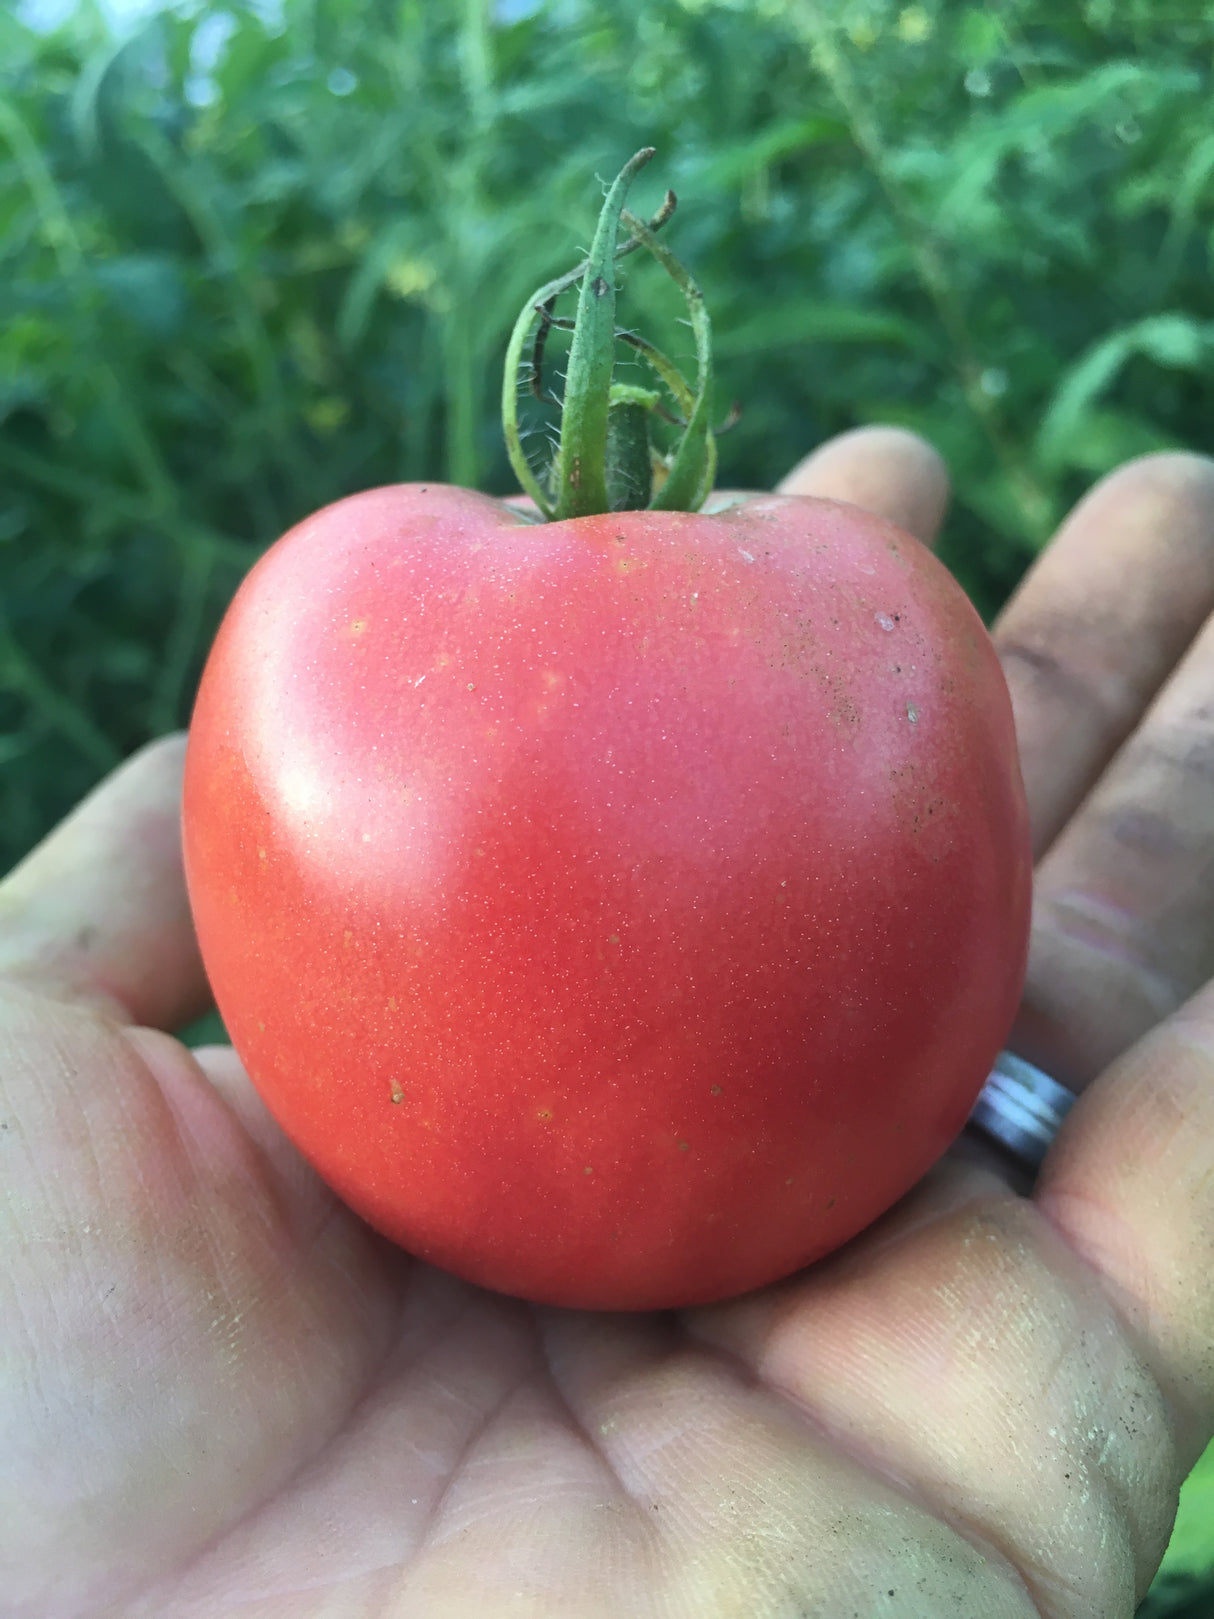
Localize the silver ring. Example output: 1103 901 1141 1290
967 1051 1077 1172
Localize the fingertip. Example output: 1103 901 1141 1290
777 426 951 549
1086 449 1214 502
994 444 1214 858
1039 449 1214 577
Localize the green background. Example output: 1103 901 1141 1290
3 2 1213 1607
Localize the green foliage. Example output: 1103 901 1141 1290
1138 1439 1214 1616
3 0 1214 867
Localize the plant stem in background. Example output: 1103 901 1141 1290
796 5 1057 543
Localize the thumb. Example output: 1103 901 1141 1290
0 735 210 1031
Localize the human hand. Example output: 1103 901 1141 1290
3 431 1213 1618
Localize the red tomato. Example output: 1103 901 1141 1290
183 482 1030 1310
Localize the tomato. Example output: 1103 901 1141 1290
183 151 1030 1310
182 481 1030 1310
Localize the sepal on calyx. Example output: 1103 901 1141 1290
502 149 718 521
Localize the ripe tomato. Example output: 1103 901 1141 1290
183 482 1030 1310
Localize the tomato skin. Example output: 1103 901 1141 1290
183 483 1030 1310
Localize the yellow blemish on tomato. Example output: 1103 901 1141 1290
677 1140 690 1153
387 995 398 1012
343 930 354 948
710 1084 723 1096
257 1021 266 1033
536 1107 554 1123
583 1166 594 1175
257 846 267 864
348 618 368 638
390 1083 405 1104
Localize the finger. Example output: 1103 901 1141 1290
777 425 950 549
540 1301 1036 1616
687 1157 1180 1614
994 452 1214 858
0 736 210 1030
1036 975 1214 1470
1011 613 1214 1089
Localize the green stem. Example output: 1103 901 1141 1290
151 543 216 734
800 8 1052 539
502 154 718 520
605 389 660 511
501 174 670 517
552 148 655 519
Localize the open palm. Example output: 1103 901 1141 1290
5 430 1214 1619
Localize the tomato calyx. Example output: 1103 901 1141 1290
501 148 725 521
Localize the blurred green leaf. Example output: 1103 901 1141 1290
1037 314 1214 471
1160 1440 1214 1582
714 302 935 357
1138 1439 1214 1616
92 253 187 336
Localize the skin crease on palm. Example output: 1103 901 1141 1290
2 433 1214 1619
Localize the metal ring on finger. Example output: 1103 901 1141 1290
967 1050 1077 1173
